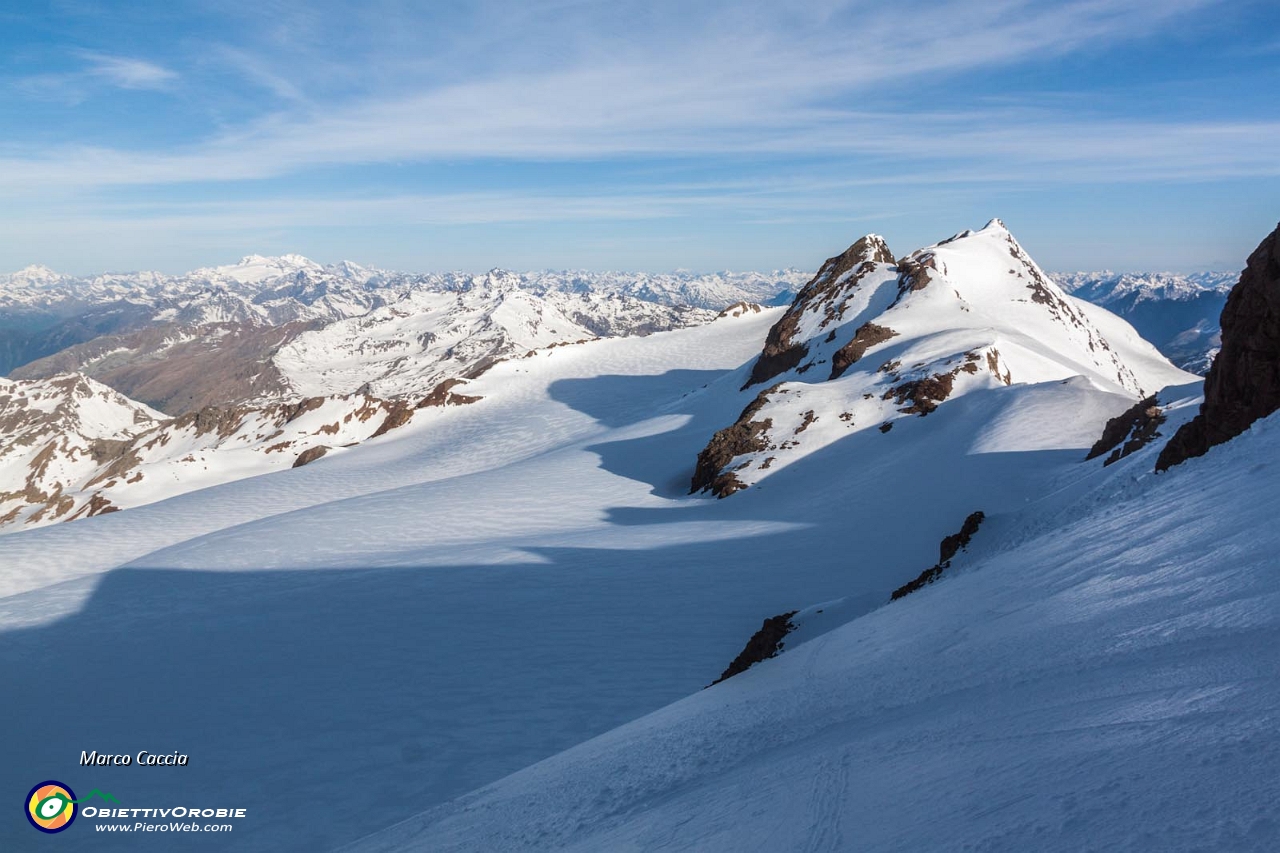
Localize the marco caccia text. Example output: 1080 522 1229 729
81 750 189 766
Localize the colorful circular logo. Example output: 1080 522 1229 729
26 781 77 833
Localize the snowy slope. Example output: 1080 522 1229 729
350 401 1278 853
0 227 1219 853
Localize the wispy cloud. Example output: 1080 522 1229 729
78 52 178 90
13 51 178 103
3 108 1275 195
1 0 1238 187
205 44 307 102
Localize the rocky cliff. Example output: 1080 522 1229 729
1157 223 1280 470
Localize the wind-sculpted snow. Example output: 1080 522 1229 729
350 403 1279 853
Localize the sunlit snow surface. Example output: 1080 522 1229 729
0 285 1269 851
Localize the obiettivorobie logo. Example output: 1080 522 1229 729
25 781 117 833
24 781 249 835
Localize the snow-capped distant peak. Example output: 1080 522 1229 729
16 263 60 277
3 264 66 287
201 254 324 285
327 260 375 279
235 253 316 267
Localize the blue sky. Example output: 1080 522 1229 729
1 0 1278 275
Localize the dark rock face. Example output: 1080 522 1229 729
416 378 482 409
292 445 329 468
830 323 897 380
690 387 778 497
1087 395 1165 466
893 253 938 296
67 492 118 520
891 511 985 601
710 611 798 685
884 372 956 416
370 404 414 439
1157 223 1280 471
939 511 985 565
744 236 894 389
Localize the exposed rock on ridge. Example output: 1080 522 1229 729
710 611 798 685
1087 395 1165 466
1157 223 1280 471
0 372 469 530
830 323 897 380
891 511 986 600
744 236 895 389
690 388 779 497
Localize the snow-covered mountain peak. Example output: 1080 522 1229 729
903 218 1054 295
693 221 1196 496
202 253 325 285
234 252 316 267
326 259 377 280
3 264 66 288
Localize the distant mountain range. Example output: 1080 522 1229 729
0 260 1231 401
1051 270 1235 373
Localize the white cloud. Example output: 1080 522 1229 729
78 52 178 90
0 0 1263 193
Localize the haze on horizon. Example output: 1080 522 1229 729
1 0 1277 276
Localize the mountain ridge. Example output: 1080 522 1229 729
693 220 1192 497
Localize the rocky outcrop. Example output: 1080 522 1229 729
830 323 897 380
370 403 415 439
893 253 939 297
690 387 778 497
416 378 482 409
891 511 985 600
709 611 798 685
1157 223 1280 471
883 372 957 416
1087 396 1165 466
292 446 329 468
717 302 763 319
744 237 894 389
